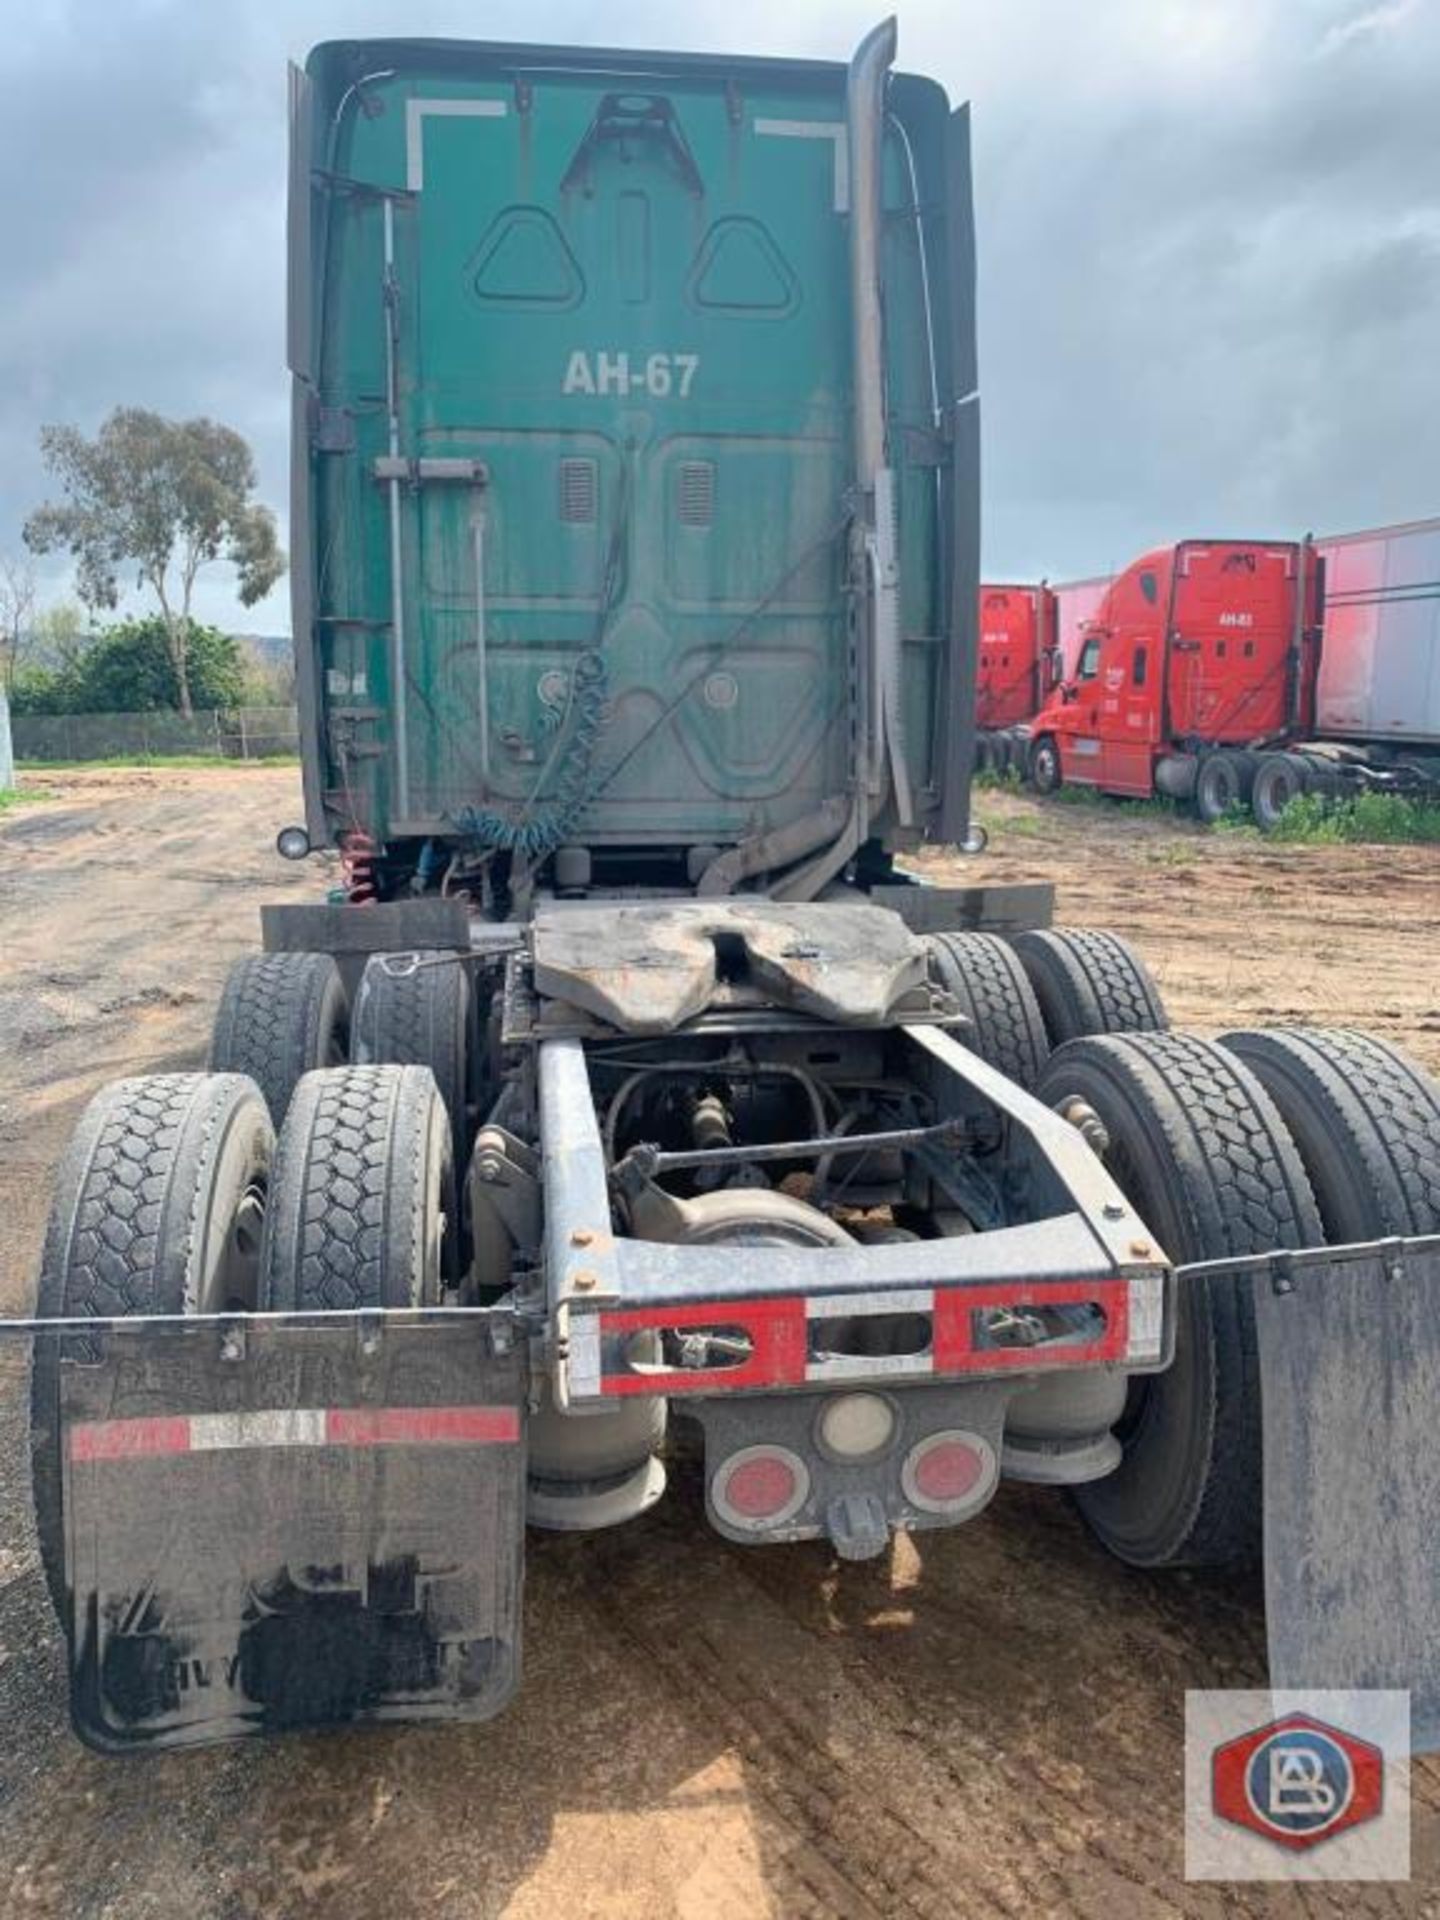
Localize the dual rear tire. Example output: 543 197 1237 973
211 946 471 1158
1043 1024 1440 1570
1220 1028 1440 1240
926 925 1169 1086
209 952 348 1123
29 1062 451 1620
1037 1033 1319 1568
925 932 1050 1088
1011 927 1168 1045
1193 750 1251 825
30 1074 275 1617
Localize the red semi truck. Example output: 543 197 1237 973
1025 527 1440 824
974 583 1056 769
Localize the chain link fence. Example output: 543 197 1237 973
11 707 299 764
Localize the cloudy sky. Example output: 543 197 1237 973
3 0 1436 630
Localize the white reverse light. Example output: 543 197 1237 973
817 1391 897 1459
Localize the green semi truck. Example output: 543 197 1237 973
18 22 1440 1752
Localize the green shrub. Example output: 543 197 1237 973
1270 790 1440 845
9 618 247 715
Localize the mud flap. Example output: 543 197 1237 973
1252 1236 1440 1750
54 1311 525 1752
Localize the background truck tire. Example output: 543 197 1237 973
1250 752 1309 831
1220 1027 1440 1241
351 951 471 1160
29 1072 274 1618
1193 750 1245 824
1010 927 1169 1044
925 931 1050 1088
260 1064 451 1312
1035 1032 1322 1568
209 952 348 1124
1029 735 1061 794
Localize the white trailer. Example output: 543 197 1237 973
1315 515 1440 747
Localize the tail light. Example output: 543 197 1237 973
711 1445 810 1530
901 1430 998 1517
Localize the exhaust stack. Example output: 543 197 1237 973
846 17 913 826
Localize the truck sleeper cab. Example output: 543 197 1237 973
974 581 1058 774
1026 539 1321 817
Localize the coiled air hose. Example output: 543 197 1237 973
452 647 608 861
452 459 628 860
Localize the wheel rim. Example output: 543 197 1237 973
216 1180 267 1311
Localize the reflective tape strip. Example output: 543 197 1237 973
405 98 507 191
190 1409 326 1450
69 1405 520 1462
804 1287 937 1384
581 1275 1157 1399
804 1288 935 1321
1125 1274 1165 1364
326 1406 519 1446
567 1311 603 1399
753 118 849 211
69 1416 190 1462
593 1297 808 1398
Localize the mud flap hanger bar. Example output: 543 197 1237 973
537 1027 1175 1408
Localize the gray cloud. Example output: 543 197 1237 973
2 0 1435 625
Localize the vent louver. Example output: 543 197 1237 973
677 461 715 528
559 459 597 524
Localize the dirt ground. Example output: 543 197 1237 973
1 765 1438 1920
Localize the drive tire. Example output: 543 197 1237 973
1251 752 1308 832
925 931 1050 1088
351 952 471 1158
1010 927 1169 1044
1193 750 1245 824
1030 735 1061 794
260 1064 451 1312
209 952 348 1125
1036 1032 1322 1567
30 1073 274 1620
1219 1027 1440 1240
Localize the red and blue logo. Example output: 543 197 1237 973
1212 1712 1384 1853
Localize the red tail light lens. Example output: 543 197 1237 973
712 1445 810 1529
901 1431 998 1516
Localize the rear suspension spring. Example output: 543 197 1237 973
340 830 380 905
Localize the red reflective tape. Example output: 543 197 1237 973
70 1416 192 1462
68 1406 519 1461
932 1278 1129 1373
324 1406 520 1446
598 1296 808 1397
